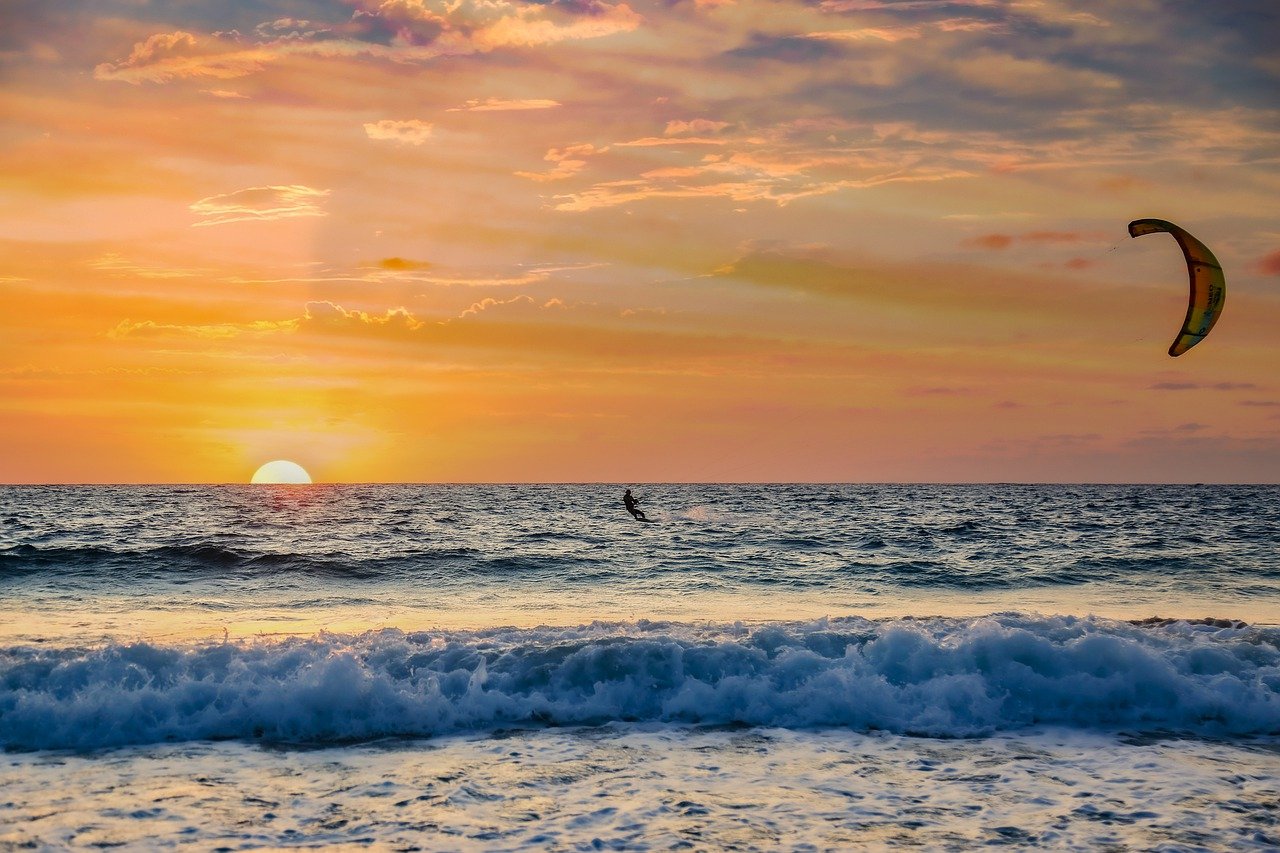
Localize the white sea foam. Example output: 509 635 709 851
3 614 1278 751
4 728 1279 849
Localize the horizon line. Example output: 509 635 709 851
1 481 1275 487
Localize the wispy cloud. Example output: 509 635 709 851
90 254 208 279
665 119 732 136
516 144 603 182
189 185 329 227
364 119 434 145
448 98 562 112
458 295 536 318
374 257 433 272
962 230 1108 250
552 159 968 211
804 26 924 43
108 318 293 340
1148 382 1260 392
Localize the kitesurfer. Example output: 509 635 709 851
623 488 648 522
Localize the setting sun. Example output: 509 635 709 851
250 460 312 484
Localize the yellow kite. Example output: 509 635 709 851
1128 218 1226 357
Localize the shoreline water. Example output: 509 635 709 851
4 726 1278 850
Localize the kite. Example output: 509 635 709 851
1128 218 1226 357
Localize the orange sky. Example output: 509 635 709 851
2 0 1278 483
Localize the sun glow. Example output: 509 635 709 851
251 460 312 484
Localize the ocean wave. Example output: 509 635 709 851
0 542 549 581
2 615 1278 751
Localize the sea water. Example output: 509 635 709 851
2 484 1278 849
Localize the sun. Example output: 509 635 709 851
251 460 313 484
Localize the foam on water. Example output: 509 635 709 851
4 728 1278 850
3 614 1278 751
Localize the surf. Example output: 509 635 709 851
3 614 1277 752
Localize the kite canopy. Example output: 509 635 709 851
1128 218 1226 357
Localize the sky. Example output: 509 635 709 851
1 0 1278 484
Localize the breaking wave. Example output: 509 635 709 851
3 614 1278 751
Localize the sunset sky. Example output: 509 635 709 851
2 0 1277 483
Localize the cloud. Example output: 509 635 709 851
113 30 198 67
112 301 426 342
817 0 1001 10
665 119 732 136
89 254 207 279
302 300 424 333
962 230 1107 250
447 98 562 111
701 244 1188 347
458 295 535 318
253 18 337 42
1019 433 1104 449
1148 381 1259 391
804 26 924 43
103 296 778 368
364 119 434 145
93 1 642 85
189 185 330 227
516 143 602 182
94 31 272 83
964 234 1013 250
473 3 641 49
816 0 1105 30
1024 231 1105 243
723 32 848 64
951 51 1122 96
376 257 433 271
541 114 1010 212
1256 250 1280 276
108 318 293 340
910 386 972 396
935 18 1008 34
552 164 968 211
614 136 731 148
221 261 602 288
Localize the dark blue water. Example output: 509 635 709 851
2 484 1278 639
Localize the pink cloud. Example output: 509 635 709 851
963 231 1106 251
1256 250 1280 276
964 234 1014 250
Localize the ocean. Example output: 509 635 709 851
2 484 1278 849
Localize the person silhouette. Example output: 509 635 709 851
623 488 648 522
